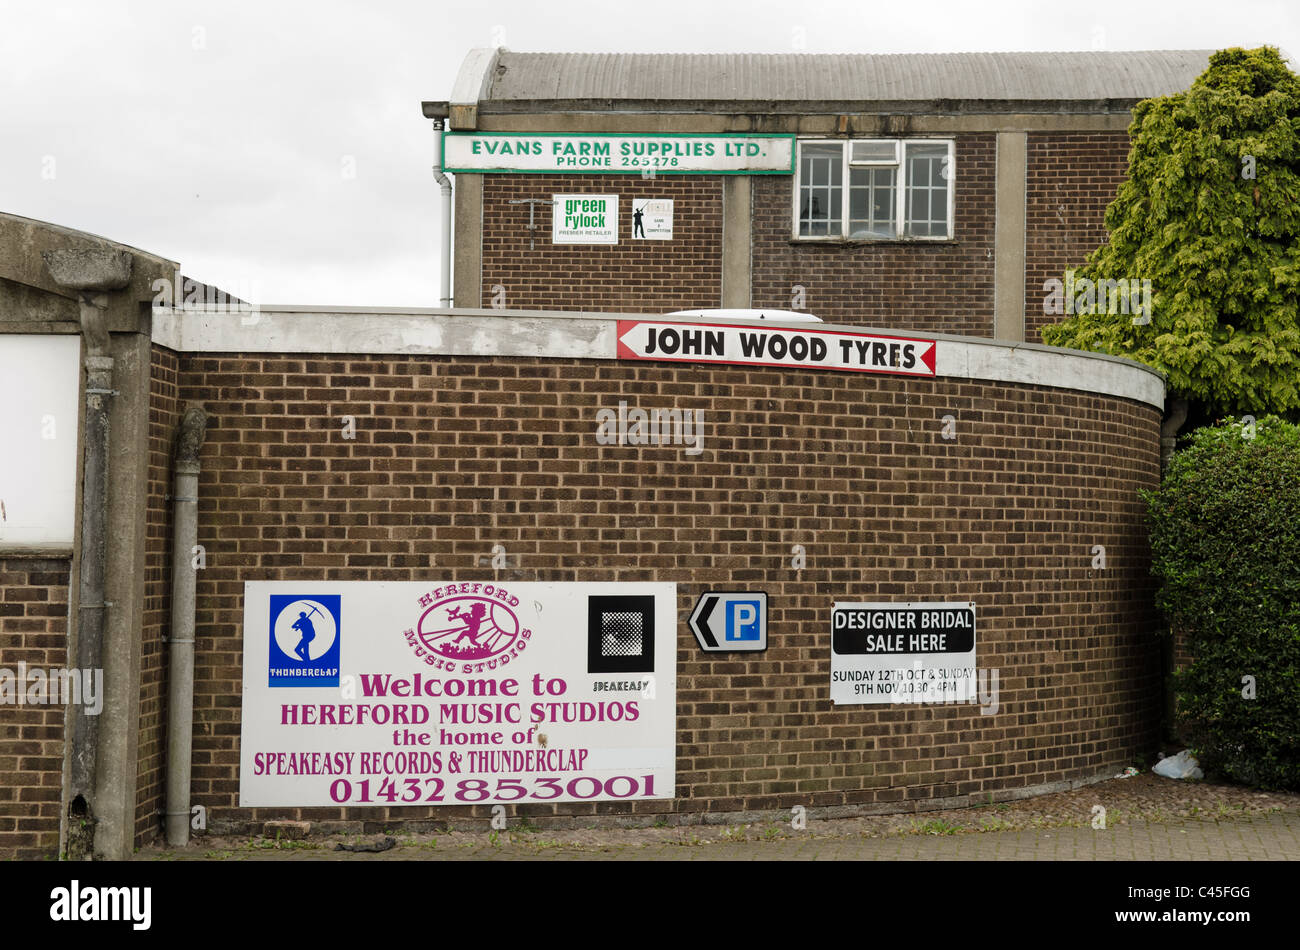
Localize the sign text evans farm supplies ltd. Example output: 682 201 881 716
617 321 938 377
241 581 675 807
443 132 795 174
830 603 976 705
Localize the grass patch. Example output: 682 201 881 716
913 818 963 836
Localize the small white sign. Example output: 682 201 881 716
632 199 673 240
831 602 977 705
553 194 618 244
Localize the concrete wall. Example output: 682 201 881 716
0 211 177 860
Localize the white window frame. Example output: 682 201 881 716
791 138 955 242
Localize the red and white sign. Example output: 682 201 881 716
616 321 937 376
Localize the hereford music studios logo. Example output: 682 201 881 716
269 594 341 687
406 584 531 671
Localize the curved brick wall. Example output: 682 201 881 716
142 345 1163 840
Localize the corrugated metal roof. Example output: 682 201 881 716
482 50 1216 104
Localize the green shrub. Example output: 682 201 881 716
1144 415 1300 789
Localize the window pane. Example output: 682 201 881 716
904 143 949 238
850 141 897 163
848 166 896 239
799 144 843 236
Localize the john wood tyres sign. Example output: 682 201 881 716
617 321 938 376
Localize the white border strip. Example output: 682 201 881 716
151 307 1164 410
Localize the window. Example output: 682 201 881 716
794 139 954 240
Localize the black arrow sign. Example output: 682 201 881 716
693 595 720 649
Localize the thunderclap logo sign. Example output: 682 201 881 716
241 581 675 807
269 594 341 687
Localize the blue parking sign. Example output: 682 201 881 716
726 600 762 641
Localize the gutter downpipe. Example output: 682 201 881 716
1158 395 1189 742
165 406 208 846
68 341 113 859
1159 397 1189 470
433 119 453 307
41 248 132 861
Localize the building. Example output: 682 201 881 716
431 48 1211 339
0 47 1208 860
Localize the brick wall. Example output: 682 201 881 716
149 347 1163 833
480 174 722 312
1024 132 1132 341
750 134 997 334
136 345 179 847
0 555 70 859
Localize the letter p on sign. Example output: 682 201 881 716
727 601 762 642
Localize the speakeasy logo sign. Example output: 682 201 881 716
617 321 938 377
241 581 676 808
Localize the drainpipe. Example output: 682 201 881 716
68 347 112 858
432 118 453 307
165 406 208 846
1159 395 1190 742
41 248 133 860
1160 398 1189 470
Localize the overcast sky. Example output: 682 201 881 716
2 0 1295 307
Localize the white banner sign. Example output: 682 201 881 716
553 194 618 244
241 581 676 806
617 321 938 376
443 132 795 174
831 602 977 705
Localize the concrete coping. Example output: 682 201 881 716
151 305 1166 410
0 544 74 558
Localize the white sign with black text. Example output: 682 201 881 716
831 602 977 705
617 321 938 377
631 199 673 240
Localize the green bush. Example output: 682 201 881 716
1144 415 1300 789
